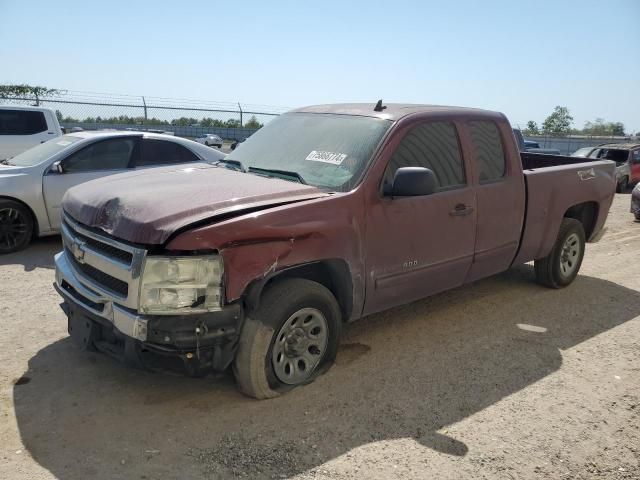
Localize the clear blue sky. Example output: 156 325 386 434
1 0 639 132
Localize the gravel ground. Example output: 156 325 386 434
0 194 638 480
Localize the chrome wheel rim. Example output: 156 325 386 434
559 233 581 277
271 307 328 385
0 208 29 251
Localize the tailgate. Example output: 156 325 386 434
512 160 616 265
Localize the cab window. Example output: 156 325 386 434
138 139 200 166
63 138 136 172
469 121 506 183
384 122 465 191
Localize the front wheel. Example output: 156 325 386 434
534 218 585 289
233 278 341 399
0 200 34 254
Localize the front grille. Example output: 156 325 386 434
65 247 129 297
63 220 133 264
61 213 146 311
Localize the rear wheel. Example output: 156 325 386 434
233 278 341 399
0 200 34 254
534 218 585 288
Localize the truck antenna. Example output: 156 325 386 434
374 99 387 112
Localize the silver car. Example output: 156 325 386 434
0 131 225 253
195 134 224 148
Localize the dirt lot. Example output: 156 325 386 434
0 194 638 480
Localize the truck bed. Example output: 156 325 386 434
512 159 616 266
521 151 602 170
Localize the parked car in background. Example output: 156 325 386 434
571 146 597 158
588 143 640 192
631 183 640 221
0 105 62 159
195 133 223 148
524 140 540 149
54 103 615 398
0 131 225 253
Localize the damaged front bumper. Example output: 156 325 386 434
54 251 243 376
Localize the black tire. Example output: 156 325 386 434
616 176 628 193
0 199 34 254
534 218 585 289
233 278 342 399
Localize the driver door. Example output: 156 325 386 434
42 137 138 230
363 120 477 315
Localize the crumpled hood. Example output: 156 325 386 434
62 163 328 245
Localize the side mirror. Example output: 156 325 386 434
388 167 437 197
51 161 64 174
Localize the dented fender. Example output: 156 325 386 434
165 193 367 320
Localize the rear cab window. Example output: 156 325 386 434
384 121 465 191
468 120 506 183
0 109 48 135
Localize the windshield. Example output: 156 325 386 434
226 112 391 191
572 147 593 157
8 136 83 166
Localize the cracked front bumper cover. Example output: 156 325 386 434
54 250 244 375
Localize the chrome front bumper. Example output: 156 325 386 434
55 251 148 341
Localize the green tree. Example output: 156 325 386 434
224 118 241 128
244 115 263 129
582 118 625 136
525 120 539 135
0 84 62 104
542 106 573 136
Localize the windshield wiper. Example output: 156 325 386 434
0 159 15 166
215 158 247 172
248 167 307 184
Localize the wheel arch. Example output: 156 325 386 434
563 201 598 240
243 259 354 322
0 195 40 237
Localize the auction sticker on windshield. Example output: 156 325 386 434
306 150 347 165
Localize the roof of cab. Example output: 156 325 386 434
289 103 505 122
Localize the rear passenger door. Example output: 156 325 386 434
136 139 200 168
42 137 137 230
363 120 477 315
463 120 525 282
0 109 54 159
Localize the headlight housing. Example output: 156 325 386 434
139 255 223 315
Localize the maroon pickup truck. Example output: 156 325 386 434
54 103 616 398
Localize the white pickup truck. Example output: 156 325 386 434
0 131 225 253
0 105 63 159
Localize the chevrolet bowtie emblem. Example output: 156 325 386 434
70 238 86 263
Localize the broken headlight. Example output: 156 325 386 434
139 256 223 315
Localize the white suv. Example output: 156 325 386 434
0 105 63 159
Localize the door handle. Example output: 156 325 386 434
449 204 474 216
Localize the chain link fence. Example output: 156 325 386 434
1 90 288 141
521 134 634 155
